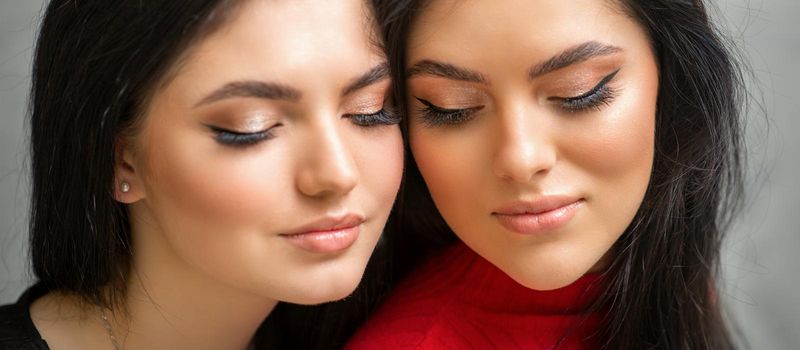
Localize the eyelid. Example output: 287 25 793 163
205 124 272 134
205 124 278 146
345 106 402 126
552 69 620 101
415 97 483 113
345 100 388 116
414 97 484 127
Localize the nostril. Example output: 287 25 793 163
492 140 556 184
296 156 359 198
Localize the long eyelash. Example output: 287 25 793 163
347 107 402 127
556 69 620 113
415 97 484 127
208 125 277 147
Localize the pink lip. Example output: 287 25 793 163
280 214 364 253
492 196 584 235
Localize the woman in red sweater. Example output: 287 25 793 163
348 0 747 348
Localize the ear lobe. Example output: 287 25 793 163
114 138 145 203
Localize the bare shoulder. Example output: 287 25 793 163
29 292 94 350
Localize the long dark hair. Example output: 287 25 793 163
369 0 747 348
30 0 241 309
28 1 385 349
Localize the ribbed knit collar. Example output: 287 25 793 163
436 242 607 315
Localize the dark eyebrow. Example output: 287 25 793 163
194 81 301 107
342 63 390 96
528 41 622 80
407 59 488 84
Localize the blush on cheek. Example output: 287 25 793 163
354 129 404 207
576 118 654 179
410 125 488 200
565 75 658 181
411 141 459 203
142 131 285 230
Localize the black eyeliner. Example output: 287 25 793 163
555 69 621 112
415 97 484 127
347 108 402 127
563 69 620 101
205 124 275 146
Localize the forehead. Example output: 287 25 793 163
172 0 383 87
407 0 633 61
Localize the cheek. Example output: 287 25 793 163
141 124 288 233
563 74 658 198
353 127 404 211
560 71 658 239
566 103 655 185
409 124 485 225
411 132 463 190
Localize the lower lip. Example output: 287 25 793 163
281 225 360 254
493 200 583 235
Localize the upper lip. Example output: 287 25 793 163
492 195 582 215
281 213 365 236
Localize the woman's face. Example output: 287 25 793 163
117 0 402 304
407 0 658 290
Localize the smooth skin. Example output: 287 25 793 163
407 0 658 290
30 0 403 349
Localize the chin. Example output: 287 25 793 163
504 261 589 291
283 264 366 305
513 274 580 291
288 282 359 306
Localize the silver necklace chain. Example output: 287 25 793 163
98 306 123 350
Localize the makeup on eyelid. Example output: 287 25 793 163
204 121 278 147
342 97 389 116
201 97 398 147
340 81 392 112
543 69 620 100
208 108 400 146
411 67 622 108
410 85 485 110
198 102 282 131
410 73 621 125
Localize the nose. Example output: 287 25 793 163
491 108 556 183
295 120 359 198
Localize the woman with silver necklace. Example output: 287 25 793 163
0 0 403 349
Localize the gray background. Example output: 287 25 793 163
1 0 798 348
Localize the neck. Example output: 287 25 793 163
110 266 276 350
106 215 278 350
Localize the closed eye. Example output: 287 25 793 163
206 124 280 147
415 97 484 127
345 107 402 127
550 69 620 112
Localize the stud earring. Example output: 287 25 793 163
120 181 131 193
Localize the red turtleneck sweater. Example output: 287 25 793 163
346 243 607 349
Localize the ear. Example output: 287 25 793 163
114 138 146 203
